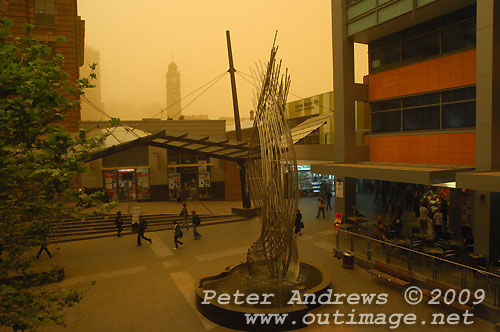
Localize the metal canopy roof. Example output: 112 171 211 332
290 112 334 144
88 126 249 163
88 113 330 163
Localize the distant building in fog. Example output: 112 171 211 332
183 114 209 120
165 61 181 119
80 45 105 120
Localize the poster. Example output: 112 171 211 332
335 180 343 198
198 172 210 188
169 173 181 189
334 213 343 229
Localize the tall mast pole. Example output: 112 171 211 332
226 30 250 208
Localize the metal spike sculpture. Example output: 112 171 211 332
246 40 299 281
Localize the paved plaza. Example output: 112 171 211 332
28 198 497 332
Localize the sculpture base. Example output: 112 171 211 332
195 262 331 331
231 207 261 218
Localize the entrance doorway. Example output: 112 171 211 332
117 169 136 201
181 171 198 201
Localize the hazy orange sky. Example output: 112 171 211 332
78 0 367 120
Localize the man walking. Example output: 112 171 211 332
325 190 333 210
173 221 183 249
316 197 326 218
192 210 202 239
180 203 189 230
114 211 124 237
36 232 52 258
136 216 152 246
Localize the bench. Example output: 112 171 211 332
367 261 413 288
422 279 475 313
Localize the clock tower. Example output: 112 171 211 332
165 61 181 119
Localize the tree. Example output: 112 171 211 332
0 17 114 331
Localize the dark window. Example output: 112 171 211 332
369 4 476 73
442 18 476 53
402 18 440 39
371 98 401 112
402 31 440 62
403 106 440 131
34 0 54 26
442 102 476 129
442 86 475 102
441 5 476 26
370 43 401 70
372 111 401 133
403 92 440 108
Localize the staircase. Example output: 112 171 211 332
51 213 250 243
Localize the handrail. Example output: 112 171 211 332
335 228 500 279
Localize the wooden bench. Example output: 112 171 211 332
422 279 475 313
367 261 413 288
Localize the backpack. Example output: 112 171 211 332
175 225 183 237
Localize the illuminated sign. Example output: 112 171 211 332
118 168 135 173
297 165 311 171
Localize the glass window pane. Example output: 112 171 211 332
372 111 401 133
442 86 475 102
402 18 439 39
370 43 400 70
371 98 401 112
403 106 440 131
403 92 440 107
402 31 440 62
442 102 476 129
441 4 476 26
442 19 476 53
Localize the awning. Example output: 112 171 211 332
88 126 249 163
456 169 500 192
290 112 334 144
311 162 474 185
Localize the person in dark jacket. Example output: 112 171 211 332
114 211 124 237
36 232 52 258
136 216 152 246
294 209 304 236
180 203 189 230
173 221 183 249
192 211 202 239
325 190 333 210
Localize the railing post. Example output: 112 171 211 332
335 230 340 249
350 234 354 252
461 269 467 289
408 252 412 272
386 245 391 264
432 259 438 280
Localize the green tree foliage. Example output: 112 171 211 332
0 18 113 331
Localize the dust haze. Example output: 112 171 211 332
78 0 368 121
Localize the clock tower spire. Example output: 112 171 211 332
166 61 181 119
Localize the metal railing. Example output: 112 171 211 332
335 228 500 308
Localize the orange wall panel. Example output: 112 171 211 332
368 133 476 166
369 50 476 101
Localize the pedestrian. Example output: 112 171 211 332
180 203 189 230
419 203 429 234
173 221 183 249
325 190 333 210
36 232 52 258
136 216 152 246
316 197 326 218
433 208 444 239
192 210 202 239
114 211 124 237
294 209 304 236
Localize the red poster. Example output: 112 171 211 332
334 213 343 229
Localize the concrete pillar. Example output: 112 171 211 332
332 0 357 218
473 0 500 260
